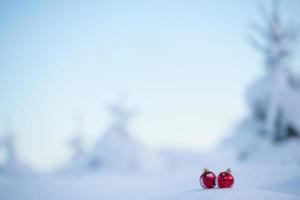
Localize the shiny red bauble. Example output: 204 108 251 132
217 168 234 188
199 168 216 188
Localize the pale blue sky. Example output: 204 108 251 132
0 0 299 171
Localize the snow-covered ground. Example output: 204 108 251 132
0 151 299 200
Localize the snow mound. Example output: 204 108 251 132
155 188 300 200
262 176 300 196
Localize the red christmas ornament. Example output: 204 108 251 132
217 168 234 188
199 168 216 189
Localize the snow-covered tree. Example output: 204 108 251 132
248 0 300 142
0 130 17 168
0 127 35 177
69 134 84 162
250 0 299 72
61 115 87 174
61 100 162 174
87 101 140 171
69 115 85 162
83 99 161 173
223 0 300 164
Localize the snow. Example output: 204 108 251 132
0 162 300 200
1 114 300 200
160 188 300 200
1 2 300 200
2 93 300 200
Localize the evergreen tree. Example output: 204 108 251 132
249 0 300 141
69 115 85 162
0 128 17 170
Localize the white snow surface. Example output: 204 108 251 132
0 150 300 200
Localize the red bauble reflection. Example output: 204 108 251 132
199 169 216 189
217 169 234 188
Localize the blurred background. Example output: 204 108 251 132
0 0 300 180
